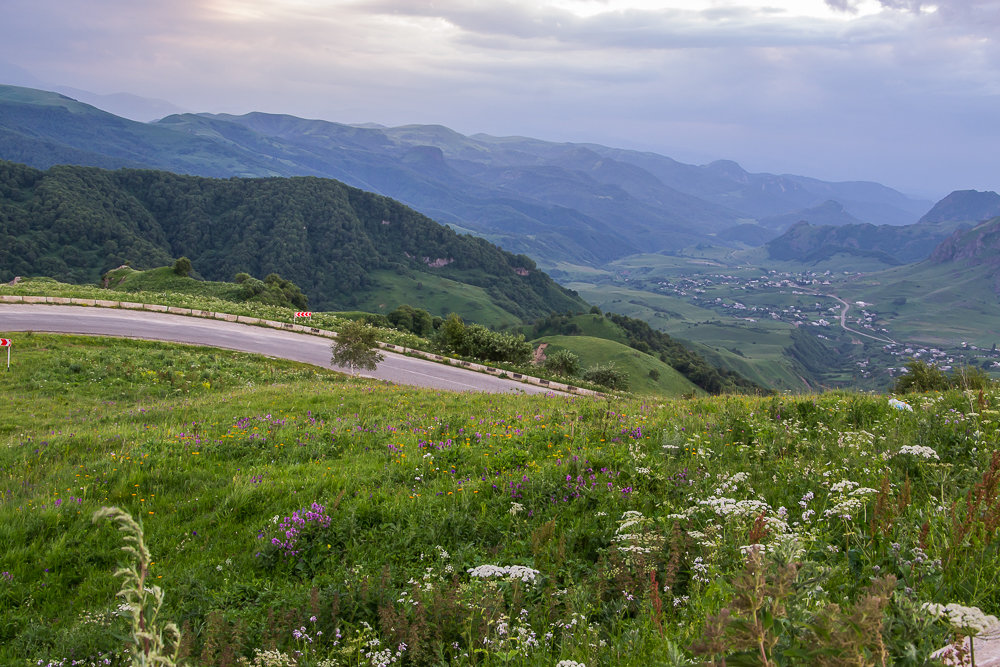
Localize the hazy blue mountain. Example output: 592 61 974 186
918 190 1000 224
764 191 991 265
931 216 1000 268
0 84 933 267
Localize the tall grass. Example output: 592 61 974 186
2 334 999 664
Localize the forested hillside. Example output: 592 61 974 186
0 161 586 319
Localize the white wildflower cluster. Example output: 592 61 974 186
549 613 606 651
762 514 790 534
614 511 664 555
713 471 751 495
740 543 767 556
238 648 297 667
556 661 587 667
830 480 859 494
510 502 525 515
923 602 1000 634
481 609 540 658
468 564 541 584
77 609 113 627
888 398 913 412
616 510 650 534
691 556 710 584
837 430 875 454
698 496 771 519
628 442 647 462
35 656 115 667
359 622 407 667
896 445 939 460
824 482 877 521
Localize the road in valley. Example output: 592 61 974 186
802 291 897 345
0 305 559 395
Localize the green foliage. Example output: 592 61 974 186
434 313 532 364
582 361 629 391
607 312 763 394
171 257 192 278
785 325 842 379
543 348 581 377
387 304 434 337
92 506 182 666
0 160 586 320
330 319 385 375
103 265 308 310
5 334 1000 664
895 360 994 394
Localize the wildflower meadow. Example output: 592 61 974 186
3 332 1000 665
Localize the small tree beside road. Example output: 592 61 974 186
331 319 385 376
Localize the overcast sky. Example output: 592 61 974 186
1 0 997 198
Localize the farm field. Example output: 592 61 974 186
567 282 811 391
2 333 999 665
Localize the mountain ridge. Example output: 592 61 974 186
0 160 586 322
0 84 933 267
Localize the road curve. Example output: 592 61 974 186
0 305 558 395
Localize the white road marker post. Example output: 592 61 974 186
0 339 10 370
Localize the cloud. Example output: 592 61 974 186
0 0 996 195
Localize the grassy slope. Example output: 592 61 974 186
105 266 246 301
349 269 520 329
535 334 702 396
836 262 1000 347
568 282 810 391
2 333 999 665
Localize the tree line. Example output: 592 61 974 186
0 160 585 319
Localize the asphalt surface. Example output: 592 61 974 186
0 304 557 395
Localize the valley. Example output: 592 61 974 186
563 248 1000 392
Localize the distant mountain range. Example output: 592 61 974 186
765 189 1000 266
0 84 933 267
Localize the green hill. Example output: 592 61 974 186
535 334 702 395
528 310 766 394
0 160 586 324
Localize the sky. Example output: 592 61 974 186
1 0 998 198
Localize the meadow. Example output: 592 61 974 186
2 332 1000 665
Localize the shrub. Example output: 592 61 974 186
172 257 193 277
387 304 434 337
582 362 629 391
894 360 950 394
434 313 532 364
544 349 581 377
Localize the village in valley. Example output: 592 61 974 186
606 265 1000 388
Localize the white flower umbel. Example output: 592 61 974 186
468 564 540 584
897 445 940 460
924 602 1000 634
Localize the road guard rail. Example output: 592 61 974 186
0 295 602 397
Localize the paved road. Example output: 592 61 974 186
0 305 557 395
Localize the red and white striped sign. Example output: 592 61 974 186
0 339 10 347
294 312 312 318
